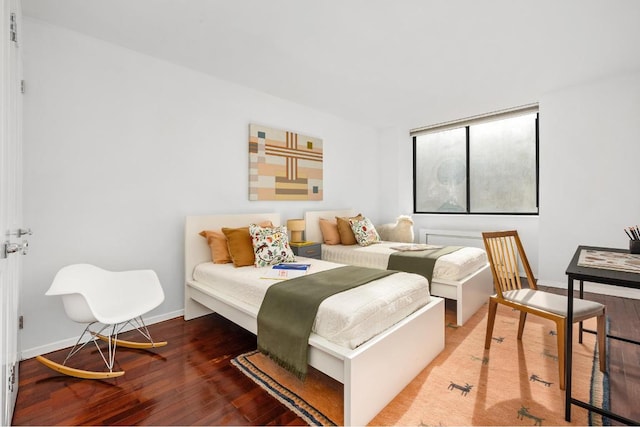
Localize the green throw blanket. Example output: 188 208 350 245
387 246 463 286
257 265 395 379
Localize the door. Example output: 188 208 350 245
1 0 24 424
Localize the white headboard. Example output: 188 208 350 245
304 209 356 243
184 213 281 282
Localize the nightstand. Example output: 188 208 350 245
290 242 322 260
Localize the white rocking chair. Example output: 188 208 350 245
36 264 167 379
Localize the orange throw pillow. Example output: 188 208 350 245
199 230 232 264
319 218 341 245
220 220 274 267
336 214 363 246
221 227 254 267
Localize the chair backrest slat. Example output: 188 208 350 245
505 235 521 290
482 230 536 295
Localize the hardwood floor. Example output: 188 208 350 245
12 289 640 426
12 314 306 426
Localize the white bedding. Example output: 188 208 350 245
192 257 430 349
321 242 487 281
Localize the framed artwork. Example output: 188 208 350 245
249 124 323 201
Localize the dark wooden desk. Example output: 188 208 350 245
565 245 640 425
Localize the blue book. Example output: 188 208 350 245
272 263 311 270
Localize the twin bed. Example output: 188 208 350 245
304 209 493 326
184 213 445 426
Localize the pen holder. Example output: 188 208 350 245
630 240 640 254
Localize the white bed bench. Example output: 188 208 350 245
184 213 445 426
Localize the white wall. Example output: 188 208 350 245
20 18 382 357
377 126 405 221
538 71 640 296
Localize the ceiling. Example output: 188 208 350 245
20 0 640 129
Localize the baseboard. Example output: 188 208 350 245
20 309 184 360
538 279 640 300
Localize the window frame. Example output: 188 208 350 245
412 108 539 215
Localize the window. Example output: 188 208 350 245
412 106 539 214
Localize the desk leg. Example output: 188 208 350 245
579 280 584 344
565 277 574 422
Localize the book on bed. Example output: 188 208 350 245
262 263 311 280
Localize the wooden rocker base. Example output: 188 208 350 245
36 355 125 379
95 334 168 349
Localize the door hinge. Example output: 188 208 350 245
20 80 25 94
10 13 17 43
8 365 15 392
19 315 24 329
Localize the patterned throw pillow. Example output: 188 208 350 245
349 216 381 246
249 223 296 267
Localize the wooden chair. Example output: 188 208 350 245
482 230 606 390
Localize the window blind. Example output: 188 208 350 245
410 103 539 136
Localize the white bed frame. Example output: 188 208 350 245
184 213 445 426
303 209 493 326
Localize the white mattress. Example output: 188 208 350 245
192 257 430 349
321 242 487 281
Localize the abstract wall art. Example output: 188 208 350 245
249 124 323 201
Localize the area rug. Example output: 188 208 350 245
232 304 609 426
